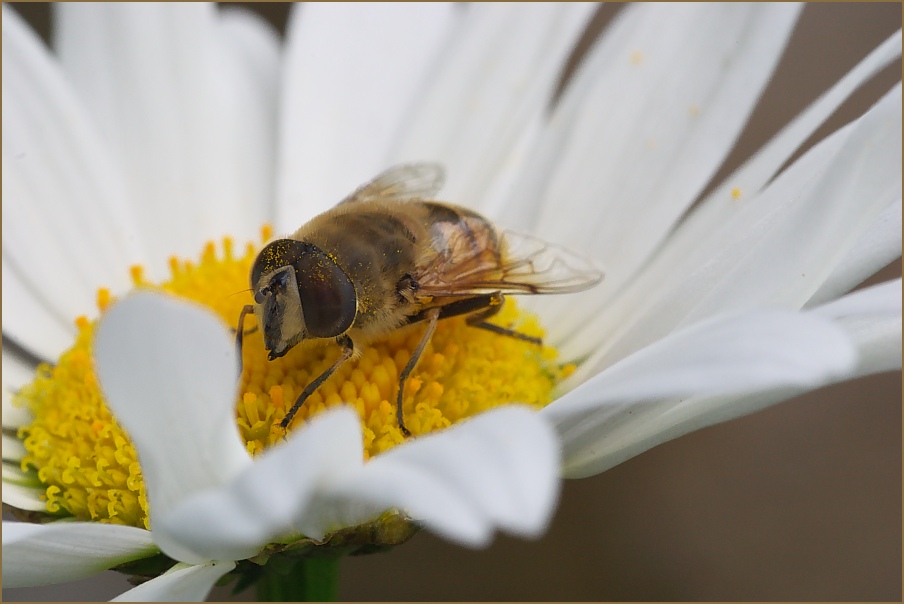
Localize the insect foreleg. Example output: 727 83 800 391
235 304 255 375
397 307 441 437
280 335 355 430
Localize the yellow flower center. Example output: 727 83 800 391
15 227 572 529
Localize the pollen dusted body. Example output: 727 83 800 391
238 164 602 435
288 199 497 348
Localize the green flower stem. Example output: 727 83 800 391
256 556 340 602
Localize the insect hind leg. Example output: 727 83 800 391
395 294 540 437
396 307 441 437
466 293 542 345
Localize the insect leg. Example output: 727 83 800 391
280 335 355 430
404 294 498 324
397 307 441 437
466 292 542 345
405 293 542 343
235 304 255 375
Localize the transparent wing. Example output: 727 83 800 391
339 163 446 205
417 230 604 297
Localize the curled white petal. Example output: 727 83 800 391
324 405 560 546
112 560 235 602
812 279 902 376
156 405 559 562
93 292 251 539
1 521 158 588
152 406 364 564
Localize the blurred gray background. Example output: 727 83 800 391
4 3 901 601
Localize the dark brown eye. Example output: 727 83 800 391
294 250 357 338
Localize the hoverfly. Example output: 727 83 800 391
237 164 602 435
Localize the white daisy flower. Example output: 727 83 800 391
3 3 900 601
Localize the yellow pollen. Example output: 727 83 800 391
96 288 112 312
731 187 743 200
14 226 569 528
129 265 145 286
629 50 645 65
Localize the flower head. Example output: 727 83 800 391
3 3 900 600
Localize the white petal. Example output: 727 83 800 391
543 309 857 477
276 3 459 229
93 293 251 535
2 461 46 511
2 462 40 487
2 255 75 361
2 432 26 462
158 406 559 562
54 4 275 269
565 84 902 368
674 30 902 260
2 6 145 334
807 198 902 306
208 7 281 234
327 406 560 545
150 406 363 564
1 480 47 512
112 560 235 603
2 348 36 428
564 286 902 478
218 8 281 89
502 4 801 294
388 3 596 214
1 521 158 588
812 279 902 376
556 30 903 358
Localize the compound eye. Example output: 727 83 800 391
295 253 357 338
